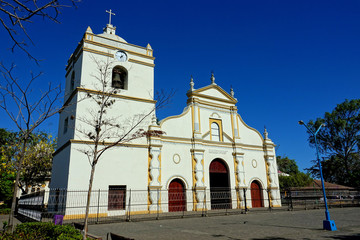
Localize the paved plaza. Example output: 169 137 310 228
88 207 360 240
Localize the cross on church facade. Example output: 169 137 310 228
106 9 115 25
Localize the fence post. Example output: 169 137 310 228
182 189 186 218
243 188 248 214
156 189 160 220
96 189 100 223
288 189 293 211
267 188 272 211
202 189 207 217
201 189 204 217
126 189 131 222
340 194 343 208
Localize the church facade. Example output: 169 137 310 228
50 21 281 219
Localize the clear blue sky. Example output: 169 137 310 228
1 0 359 172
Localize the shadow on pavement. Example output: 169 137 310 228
211 234 242 239
251 238 293 240
327 233 360 239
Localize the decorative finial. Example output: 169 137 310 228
230 86 234 98
190 75 194 91
211 71 215 84
106 9 115 25
152 114 157 125
86 26 93 33
264 126 268 139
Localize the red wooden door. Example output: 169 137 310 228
168 179 186 212
251 181 263 208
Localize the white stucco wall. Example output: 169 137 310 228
50 26 281 218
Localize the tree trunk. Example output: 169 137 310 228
7 139 27 233
83 161 97 240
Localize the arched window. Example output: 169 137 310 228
70 71 75 91
112 66 128 89
211 122 220 141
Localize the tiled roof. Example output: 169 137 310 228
291 180 354 190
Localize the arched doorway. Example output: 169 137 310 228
168 179 186 212
209 159 231 209
251 180 263 208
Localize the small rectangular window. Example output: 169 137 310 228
70 72 75 91
108 185 126 210
63 117 68 134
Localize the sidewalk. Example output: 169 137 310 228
0 214 21 230
88 207 360 240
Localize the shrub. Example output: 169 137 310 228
0 222 84 239
0 208 10 215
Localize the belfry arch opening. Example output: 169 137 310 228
112 66 128 90
250 180 263 208
168 178 186 212
209 159 231 209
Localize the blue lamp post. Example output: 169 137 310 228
298 120 337 231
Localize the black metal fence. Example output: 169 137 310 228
281 188 360 210
16 187 360 225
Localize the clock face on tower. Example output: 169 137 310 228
115 51 127 62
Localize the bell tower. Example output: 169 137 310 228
51 13 156 189
56 13 156 146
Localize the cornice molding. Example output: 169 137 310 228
84 38 155 60
78 87 156 104
54 139 149 157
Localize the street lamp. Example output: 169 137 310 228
298 120 337 231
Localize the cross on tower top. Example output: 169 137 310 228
106 9 115 25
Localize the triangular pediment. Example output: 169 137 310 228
187 84 237 104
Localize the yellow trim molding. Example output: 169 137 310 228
85 34 156 59
83 47 113 58
187 98 233 110
237 114 264 141
84 38 155 60
209 118 223 141
63 213 107 220
128 58 155 67
78 87 156 104
188 84 237 103
159 106 191 127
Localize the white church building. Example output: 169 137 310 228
50 19 281 220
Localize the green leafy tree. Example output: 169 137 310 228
277 156 299 175
277 156 312 190
305 99 360 187
0 131 56 194
0 129 16 207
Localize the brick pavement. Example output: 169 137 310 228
88 207 360 240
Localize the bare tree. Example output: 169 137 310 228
0 0 79 233
0 62 65 232
77 58 172 239
0 0 78 62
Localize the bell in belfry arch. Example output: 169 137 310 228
112 67 126 89
112 71 122 88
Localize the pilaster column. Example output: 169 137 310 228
231 107 239 139
148 122 163 212
193 101 202 139
191 149 205 210
233 152 245 208
263 128 281 207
